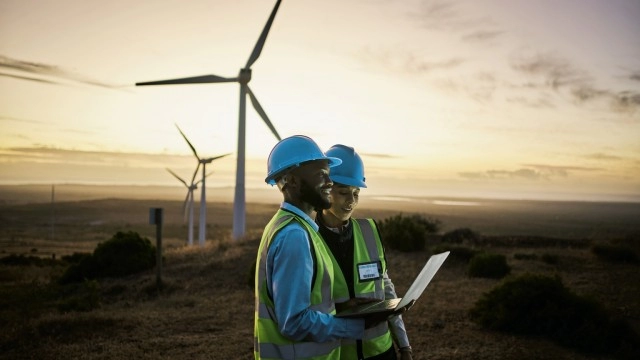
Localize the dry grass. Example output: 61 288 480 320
1 191 640 359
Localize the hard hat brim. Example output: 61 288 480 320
265 156 342 185
330 174 367 188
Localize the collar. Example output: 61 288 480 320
317 212 351 234
281 201 319 232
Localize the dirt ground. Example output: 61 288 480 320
1 193 639 359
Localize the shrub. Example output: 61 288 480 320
513 253 538 260
442 227 480 244
541 253 559 265
591 244 639 264
378 214 441 252
467 253 510 279
0 254 34 266
1 254 42 266
61 252 91 264
469 274 640 357
56 279 101 312
59 231 156 284
432 244 478 263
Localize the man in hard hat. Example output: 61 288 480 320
254 135 387 360
316 145 413 360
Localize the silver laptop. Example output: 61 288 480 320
336 251 450 318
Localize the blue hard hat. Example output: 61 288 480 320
265 135 342 185
325 144 366 188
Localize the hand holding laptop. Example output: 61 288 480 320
336 251 450 318
336 297 378 312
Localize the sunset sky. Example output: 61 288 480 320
1 0 639 203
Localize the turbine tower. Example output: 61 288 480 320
136 0 283 240
176 125 230 247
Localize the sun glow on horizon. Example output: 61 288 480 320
1 0 639 203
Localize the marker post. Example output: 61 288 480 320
149 208 163 290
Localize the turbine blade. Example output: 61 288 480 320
245 0 282 68
247 86 281 140
136 75 237 86
195 171 214 185
175 124 200 159
190 162 201 185
166 168 188 187
204 152 232 163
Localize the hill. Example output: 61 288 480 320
1 191 639 359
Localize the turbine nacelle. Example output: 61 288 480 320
238 68 252 84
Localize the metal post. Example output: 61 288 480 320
150 208 163 290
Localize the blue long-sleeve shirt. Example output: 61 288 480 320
265 202 365 342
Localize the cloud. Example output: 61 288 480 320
459 163 602 181
522 163 602 175
0 116 47 124
511 53 589 90
506 95 555 109
405 57 466 74
0 55 125 90
461 30 504 43
360 152 398 159
357 46 465 75
411 0 494 33
510 53 640 115
431 71 498 103
460 168 548 180
585 153 623 161
0 146 188 167
610 91 640 113
629 71 640 82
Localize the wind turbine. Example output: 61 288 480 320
166 167 211 247
136 0 283 240
175 125 231 247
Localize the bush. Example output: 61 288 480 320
1 254 43 266
61 252 91 264
591 244 638 264
56 279 101 312
432 244 478 263
467 253 510 279
378 214 441 252
541 253 559 265
442 227 480 244
60 231 156 284
513 253 537 260
469 274 640 357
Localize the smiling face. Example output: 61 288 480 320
323 183 360 226
286 160 333 213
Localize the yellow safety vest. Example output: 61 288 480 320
323 218 394 359
254 209 341 360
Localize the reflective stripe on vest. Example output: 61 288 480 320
338 219 394 359
254 209 340 360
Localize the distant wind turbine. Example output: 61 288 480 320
166 168 212 247
175 125 231 247
136 0 283 240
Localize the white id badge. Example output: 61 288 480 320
357 261 382 282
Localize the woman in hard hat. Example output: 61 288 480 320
255 135 387 360
316 144 413 360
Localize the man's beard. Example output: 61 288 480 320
300 179 331 211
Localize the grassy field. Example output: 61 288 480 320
1 185 639 359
